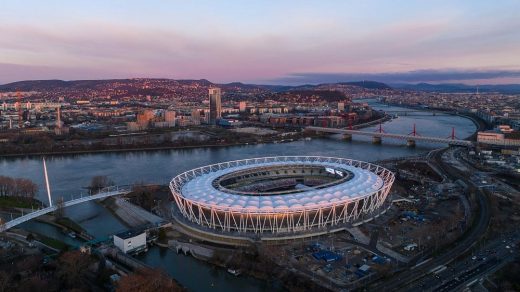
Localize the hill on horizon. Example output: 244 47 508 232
5 78 519 94
0 78 393 92
0 78 216 91
392 82 520 94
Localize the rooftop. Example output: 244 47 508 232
114 229 146 240
177 158 385 211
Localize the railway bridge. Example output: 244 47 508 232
381 110 454 116
307 125 474 147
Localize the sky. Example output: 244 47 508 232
1 0 520 85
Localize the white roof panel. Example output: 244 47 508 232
179 159 385 210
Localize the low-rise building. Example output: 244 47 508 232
477 131 504 142
113 230 147 254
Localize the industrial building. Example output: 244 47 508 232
113 229 147 254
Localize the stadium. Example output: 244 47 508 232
169 156 394 242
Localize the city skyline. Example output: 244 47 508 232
1 1 520 85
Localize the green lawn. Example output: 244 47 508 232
0 196 42 209
38 234 69 250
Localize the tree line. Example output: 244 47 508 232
0 176 38 199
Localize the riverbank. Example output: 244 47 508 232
0 113 390 159
100 197 163 228
35 215 94 241
458 112 490 140
352 113 392 129
160 237 329 292
0 197 43 209
0 133 317 158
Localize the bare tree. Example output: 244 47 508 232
17 274 50 291
0 176 14 196
0 270 11 292
54 197 65 219
89 175 114 194
129 184 160 211
57 250 92 288
15 178 38 200
0 176 37 199
117 268 182 292
0 176 11 196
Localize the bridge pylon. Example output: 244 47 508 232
405 123 420 147
375 122 385 133
42 157 53 208
446 127 459 140
408 123 420 136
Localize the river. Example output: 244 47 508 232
0 101 476 291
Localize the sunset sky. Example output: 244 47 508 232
1 0 519 85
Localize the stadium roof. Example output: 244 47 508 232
180 160 384 211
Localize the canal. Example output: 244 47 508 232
0 101 476 290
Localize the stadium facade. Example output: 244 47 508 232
170 156 394 242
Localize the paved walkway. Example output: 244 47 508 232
1 187 131 231
114 198 163 227
376 243 410 263
347 227 410 263
346 227 370 244
169 240 214 259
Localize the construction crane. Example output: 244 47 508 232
16 90 22 129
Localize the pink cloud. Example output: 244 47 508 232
0 15 519 84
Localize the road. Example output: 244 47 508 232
418 149 520 292
407 231 519 291
367 147 491 291
455 150 520 197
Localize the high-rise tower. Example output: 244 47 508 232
56 106 62 128
238 101 246 112
17 90 22 128
209 88 222 124
54 106 69 135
